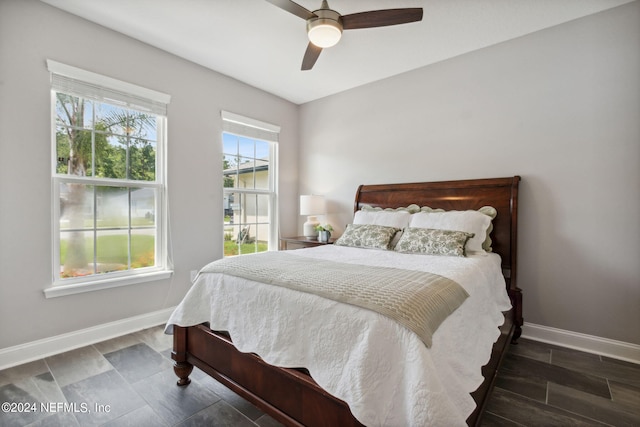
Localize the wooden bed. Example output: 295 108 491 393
171 176 522 427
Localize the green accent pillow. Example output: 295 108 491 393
394 228 475 257
334 224 400 250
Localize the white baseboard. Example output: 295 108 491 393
522 322 640 364
0 307 175 371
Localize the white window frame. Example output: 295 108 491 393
222 111 279 256
45 60 172 298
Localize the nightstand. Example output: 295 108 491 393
280 236 336 250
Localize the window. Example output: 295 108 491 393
46 60 171 297
222 111 279 257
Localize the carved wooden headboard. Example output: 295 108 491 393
353 176 521 292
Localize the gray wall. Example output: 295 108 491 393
299 2 640 345
0 0 299 349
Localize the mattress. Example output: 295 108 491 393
165 245 512 426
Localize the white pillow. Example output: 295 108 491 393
353 210 412 229
409 210 491 254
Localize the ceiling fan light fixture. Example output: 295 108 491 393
307 18 342 48
267 0 423 70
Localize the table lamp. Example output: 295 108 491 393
300 195 325 239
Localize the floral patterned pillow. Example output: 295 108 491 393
334 224 400 250
394 227 474 257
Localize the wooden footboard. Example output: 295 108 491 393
171 307 515 427
172 324 364 427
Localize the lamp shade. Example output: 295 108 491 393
300 195 325 215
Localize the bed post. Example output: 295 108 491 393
172 326 193 386
510 288 523 343
509 176 522 343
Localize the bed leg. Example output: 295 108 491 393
512 325 522 344
171 326 193 386
509 287 523 344
174 361 193 387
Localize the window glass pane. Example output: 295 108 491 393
223 191 269 256
255 140 270 160
253 225 268 255
254 158 269 190
222 133 271 191
95 134 126 179
56 126 71 175
60 183 94 231
96 229 128 273
244 193 257 220
131 187 156 226
131 187 156 268
95 186 128 273
254 194 270 252
223 153 237 189
222 153 237 166
235 156 256 189
223 132 239 189
226 190 241 229
126 111 155 139
96 186 129 273
131 229 155 268
224 192 249 256
59 183 94 278
95 103 131 136
55 94 93 128
128 139 156 181
139 117 158 142
60 230 95 278
238 137 255 158
96 186 128 228
222 136 237 155
56 127 93 177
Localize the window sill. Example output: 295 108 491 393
44 270 173 299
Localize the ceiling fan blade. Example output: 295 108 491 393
301 43 322 70
265 0 316 20
342 8 423 30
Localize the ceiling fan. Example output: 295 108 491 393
266 0 423 70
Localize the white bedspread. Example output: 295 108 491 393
165 246 512 426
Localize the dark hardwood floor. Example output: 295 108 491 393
1 326 638 426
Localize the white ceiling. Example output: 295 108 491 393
40 0 634 105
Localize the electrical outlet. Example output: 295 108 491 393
190 270 198 282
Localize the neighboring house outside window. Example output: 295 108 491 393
46 60 171 298
221 111 279 257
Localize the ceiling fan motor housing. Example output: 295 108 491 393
307 8 343 48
